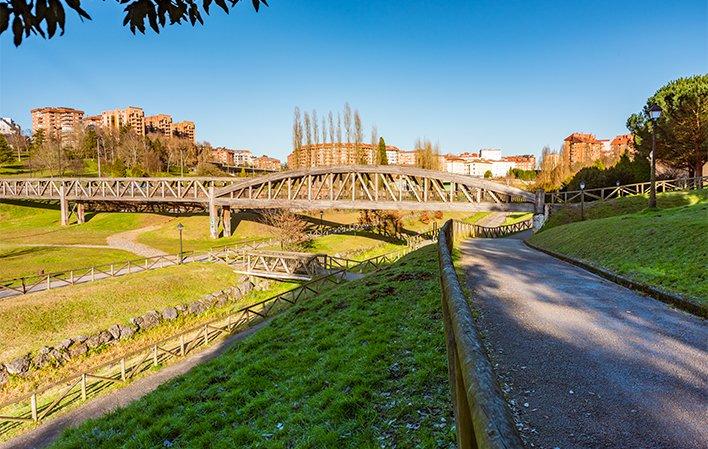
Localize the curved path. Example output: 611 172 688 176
459 237 707 449
106 225 167 258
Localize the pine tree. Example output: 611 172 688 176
377 137 388 165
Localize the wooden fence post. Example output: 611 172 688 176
180 335 185 356
81 373 87 401
30 393 38 422
120 358 126 381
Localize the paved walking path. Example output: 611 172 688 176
0 320 271 449
459 237 707 449
106 225 167 258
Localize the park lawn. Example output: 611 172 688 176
0 201 169 245
529 200 708 302
461 211 491 224
0 263 242 362
0 244 136 280
136 212 274 253
543 189 707 230
307 233 401 256
48 245 455 449
503 212 533 225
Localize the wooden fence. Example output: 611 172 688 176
546 175 707 205
451 218 532 240
0 238 274 298
0 249 411 436
437 220 523 449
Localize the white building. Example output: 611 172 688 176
232 149 255 166
479 148 502 161
385 148 399 165
0 117 21 136
489 160 515 177
466 160 494 177
445 157 467 175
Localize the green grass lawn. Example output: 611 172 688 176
136 212 274 253
48 245 455 449
0 263 242 362
530 199 708 301
307 233 401 256
0 201 169 246
544 189 707 230
0 244 136 280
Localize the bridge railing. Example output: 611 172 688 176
546 175 707 205
438 220 523 449
0 238 274 298
0 247 413 435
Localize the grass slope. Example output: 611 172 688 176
0 201 169 245
530 199 708 301
0 244 136 279
49 245 455 449
543 189 707 230
0 264 241 361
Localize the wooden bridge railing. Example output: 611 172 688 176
0 249 412 434
438 220 523 449
451 218 533 240
546 175 707 205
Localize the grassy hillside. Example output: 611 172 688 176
530 198 708 301
544 189 707 230
0 244 136 280
48 245 455 449
0 264 241 362
0 201 169 245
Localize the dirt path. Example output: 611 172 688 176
106 225 167 258
459 237 708 449
0 320 271 449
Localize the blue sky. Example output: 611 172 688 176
1 0 706 160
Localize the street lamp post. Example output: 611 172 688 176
616 179 621 197
96 137 102 178
319 210 323 229
579 181 586 221
177 223 184 264
648 104 662 209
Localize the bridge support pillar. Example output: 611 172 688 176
59 184 69 226
222 206 232 237
76 203 86 224
209 187 219 239
533 189 546 232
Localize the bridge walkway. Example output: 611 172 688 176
458 237 707 449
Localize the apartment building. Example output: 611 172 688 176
174 121 195 142
0 117 21 136
444 155 467 174
287 142 402 168
253 155 282 171
611 134 634 157
466 160 494 177
502 155 536 171
145 114 173 137
397 150 416 166
31 107 85 139
101 107 145 136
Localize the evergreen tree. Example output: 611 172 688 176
377 137 388 165
0 135 12 164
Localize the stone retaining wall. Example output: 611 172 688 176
0 277 271 385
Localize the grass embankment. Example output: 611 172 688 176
0 244 136 279
531 190 708 301
0 264 242 362
543 189 707 230
137 212 274 253
503 212 532 225
0 202 169 245
49 245 455 449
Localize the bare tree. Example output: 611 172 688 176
312 109 320 150
370 125 379 163
263 209 311 250
414 138 441 171
353 109 364 164
343 102 352 144
328 111 335 146
303 111 312 167
336 113 343 146
292 107 303 168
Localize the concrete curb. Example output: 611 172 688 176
523 240 706 319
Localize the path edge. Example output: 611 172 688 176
523 240 706 319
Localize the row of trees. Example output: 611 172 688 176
1 125 219 177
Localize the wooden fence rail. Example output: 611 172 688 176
546 175 707 205
438 220 523 449
0 238 274 298
451 218 533 240
0 249 412 435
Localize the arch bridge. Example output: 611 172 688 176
0 166 542 238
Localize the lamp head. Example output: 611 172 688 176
648 104 662 121
580 181 586 190
177 223 184 231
